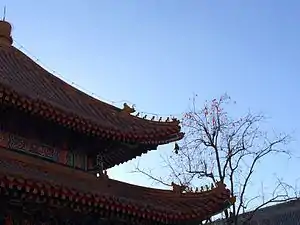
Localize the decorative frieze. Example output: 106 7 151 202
0 130 87 170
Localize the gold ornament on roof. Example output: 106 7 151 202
171 182 188 194
0 19 13 46
122 103 136 114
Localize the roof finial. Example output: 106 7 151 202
0 14 13 46
2 6 6 21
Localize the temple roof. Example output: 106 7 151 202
0 20 183 146
0 20 234 224
0 148 234 224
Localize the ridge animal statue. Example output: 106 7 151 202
122 103 136 114
171 182 188 194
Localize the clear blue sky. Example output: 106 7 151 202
4 0 300 194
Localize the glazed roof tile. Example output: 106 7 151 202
0 149 232 223
0 20 184 169
0 44 183 144
0 19 183 146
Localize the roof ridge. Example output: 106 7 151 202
0 34 183 150
11 46 122 111
10 46 180 126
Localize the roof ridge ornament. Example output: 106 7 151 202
2 6 6 21
121 103 136 114
0 17 13 46
171 182 188 194
171 181 229 195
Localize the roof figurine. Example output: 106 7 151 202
121 102 136 114
0 19 12 46
0 19 235 225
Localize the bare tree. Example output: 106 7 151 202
135 94 298 224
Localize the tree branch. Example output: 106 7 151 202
135 94 297 225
